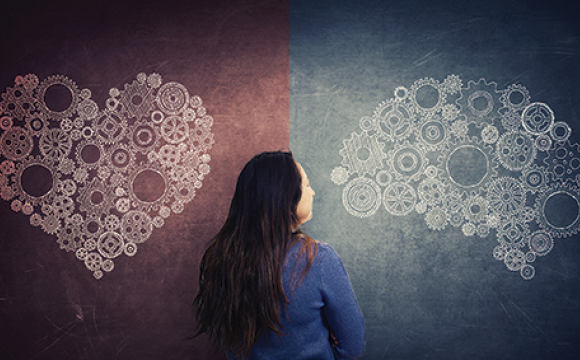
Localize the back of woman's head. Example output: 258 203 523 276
227 151 302 241
194 151 314 359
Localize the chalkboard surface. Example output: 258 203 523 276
0 0 288 359
290 0 580 359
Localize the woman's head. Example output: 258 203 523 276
229 151 314 233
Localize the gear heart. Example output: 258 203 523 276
0 73 214 279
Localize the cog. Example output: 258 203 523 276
495 131 536 171
372 99 415 141
339 131 388 178
425 207 447 230
383 181 416 216
437 136 498 196
120 210 153 244
500 84 531 113
456 78 501 127
480 125 499 144
0 126 34 161
156 82 190 115
442 74 462 95
117 76 156 120
534 182 580 238
497 217 529 248
388 142 428 183
39 128 73 161
417 177 446 206
342 177 382 218
464 195 488 224
542 140 580 182
550 121 571 143
503 248 526 271
521 102 553 135
409 77 447 115
417 115 449 151
519 164 548 194
35 74 80 120
488 177 526 219
330 166 348 185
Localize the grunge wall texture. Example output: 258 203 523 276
2 0 580 359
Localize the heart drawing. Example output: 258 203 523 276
0 73 214 279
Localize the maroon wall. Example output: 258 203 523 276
0 0 289 358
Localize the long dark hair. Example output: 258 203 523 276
193 151 317 359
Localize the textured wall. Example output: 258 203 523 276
291 0 580 359
0 0 288 359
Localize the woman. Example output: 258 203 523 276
193 151 365 359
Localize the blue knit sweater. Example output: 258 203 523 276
227 241 365 360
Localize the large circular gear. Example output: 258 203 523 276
339 131 388 178
497 217 529 248
496 131 536 171
534 182 580 238
456 78 501 127
12 155 57 206
342 177 382 218
35 74 80 120
437 136 498 196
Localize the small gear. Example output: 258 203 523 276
496 131 536 171
342 177 382 218
500 84 531 113
520 102 553 135
372 99 415 141
383 181 416 216
425 207 447 230
542 140 580 183
339 131 388 178
388 141 427 183
488 177 526 219
409 77 447 116
456 78 501 128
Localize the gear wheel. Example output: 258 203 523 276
496 131 536 171
409 77 447 116
339 131 388 178
437 136 498 196
456 78 501 128
534 182 580 238
372 99 415 141
542 140 580 183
